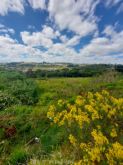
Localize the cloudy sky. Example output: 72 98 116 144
0 0 123 63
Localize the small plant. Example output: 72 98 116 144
7 147 28 165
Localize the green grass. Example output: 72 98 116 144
37 77 91 105
102 76 123 97
0 77 91 164
1 75 123 164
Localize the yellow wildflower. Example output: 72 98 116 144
89 147 101 162
69 134 77 146
110 128 117 138
91 129 108 145
80 143 87 150
87 92 93 99
85 105 95 113
108 108 116 118
58 119 65 126
75 96 84 106
53 116 59 123
112 142 123 159
74 160 82 165
47 105 55 119
102 90 109 96
91 110 100 120
47 90 123 164
106 142 123 164
95 92 103 101
75 112 90 128
71 105 77 113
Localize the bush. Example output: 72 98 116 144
47 90 123 164
0 92 16 110
0 70 39 106
7 147 28 165
9 79 39 105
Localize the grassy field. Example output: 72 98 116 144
37 77 91 105
0 73 123 164
0 77 92 164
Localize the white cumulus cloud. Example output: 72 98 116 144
48 0 99 36
27 0 46 10
0 0 25 16
0 24 15 34
80 25 123 58
21 31 52 48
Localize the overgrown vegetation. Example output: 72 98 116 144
0 64 123 164
0 70 39 107
47 90 123 164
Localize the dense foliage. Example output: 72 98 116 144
0 67 123 164
25 64 112 78
47 90 123 164
0 70 39 106
0 92 16 110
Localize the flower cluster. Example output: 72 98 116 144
47 90 123 164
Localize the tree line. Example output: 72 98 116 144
25 64 114 78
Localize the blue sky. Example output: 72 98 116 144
0 0 123 63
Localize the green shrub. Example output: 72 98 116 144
47 90 123 164
0 70 40 106
8 147 28 165
10 80 39 105
0 92 16 110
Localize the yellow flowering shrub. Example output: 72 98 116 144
47 90 123 164
69 134 77 147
